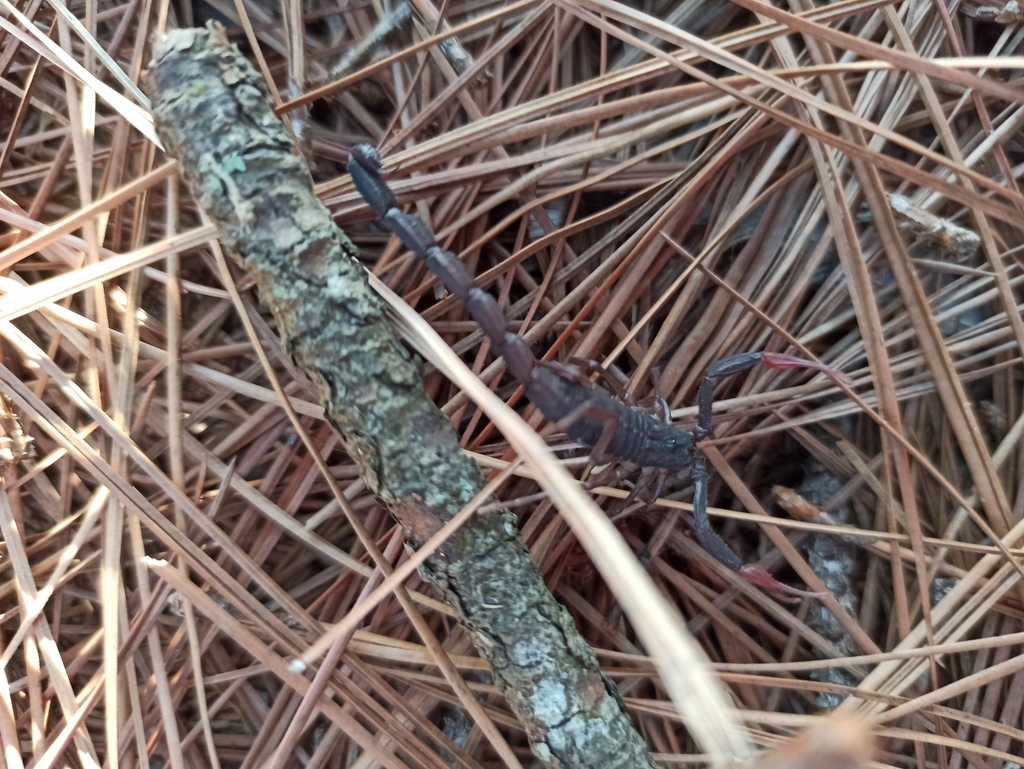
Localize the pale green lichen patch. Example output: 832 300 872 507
222 152 246 173
532 680 569 726
513 637 555 670
548 714 613 754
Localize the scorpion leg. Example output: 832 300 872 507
565 357 632 401
693 352 836 601
588 462 633 491
554 402 651 509
639 369 672 503
539 358 630 402
628 365 672 508
554 401 621 466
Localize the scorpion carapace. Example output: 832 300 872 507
348 144 838 601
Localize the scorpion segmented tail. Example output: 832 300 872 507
348 145 537 387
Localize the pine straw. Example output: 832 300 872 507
0 0 1022 767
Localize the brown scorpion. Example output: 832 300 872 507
349 144 838 600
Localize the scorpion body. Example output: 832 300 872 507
348 144 830 599
526 365 693 468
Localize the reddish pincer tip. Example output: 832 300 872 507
737 564 829 603
760 352 853 387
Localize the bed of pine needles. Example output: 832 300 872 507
1 0 1024 767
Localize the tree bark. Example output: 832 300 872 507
148 23 658 769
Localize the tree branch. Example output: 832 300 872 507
147 23 658 769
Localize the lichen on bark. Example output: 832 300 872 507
148 22 658 769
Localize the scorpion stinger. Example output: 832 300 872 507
347 144 841 601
